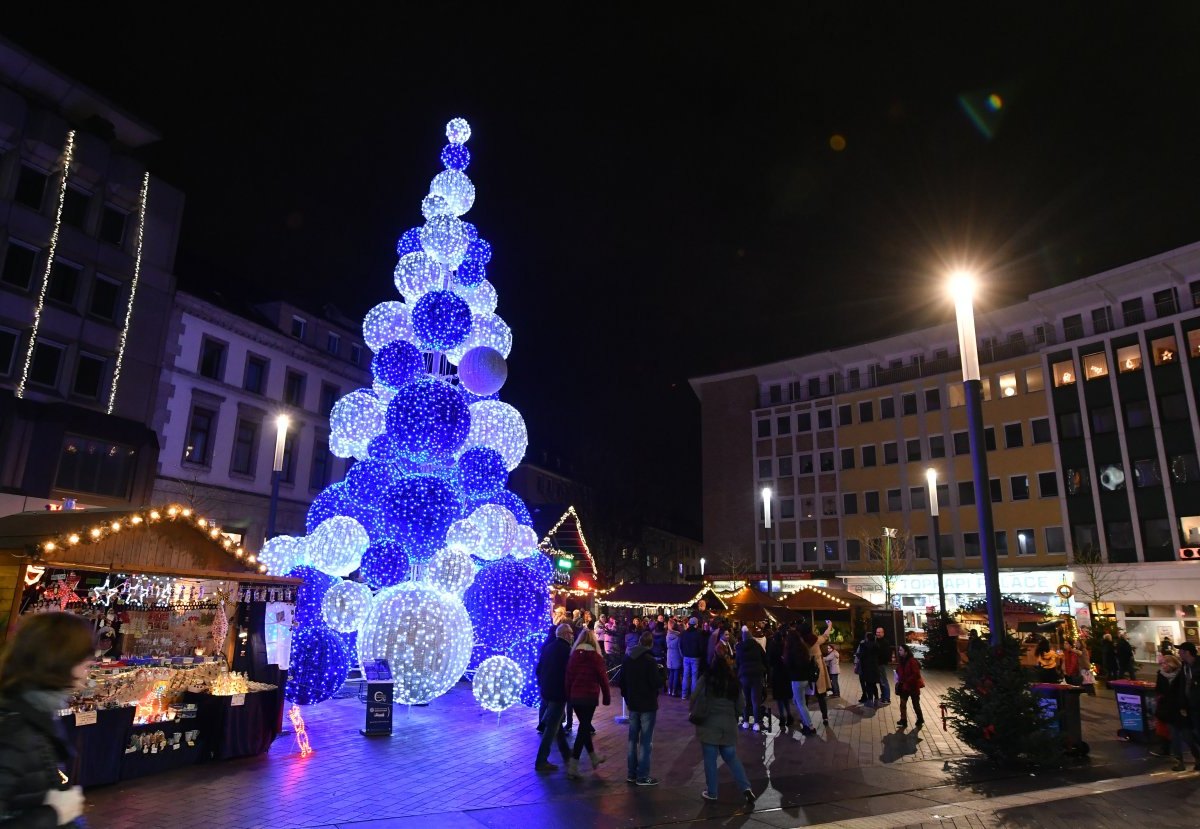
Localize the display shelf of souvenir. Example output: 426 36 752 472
70 663 276 724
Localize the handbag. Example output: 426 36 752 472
688 687 710 725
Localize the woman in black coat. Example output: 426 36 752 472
734 629 767 730
766 630 794 728
855 632 880 706
0 612 96 828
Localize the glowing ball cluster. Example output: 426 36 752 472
359 540 410 589
291 566 339 628
430 170 475 217
306 516 370 578
362 301 413 352
506 632 544 707
260 535 304 576
386 378 471 462
454 446 508 497
461 400 527 470
452 277 497 316
457 346 508 396
425 545 476 595
413 290 473 352
382 474 464 561
330 390 386 460
420 215 470 267
464 557 551 668
472 655 524 713
359 582 473 705
507 524 541 559
394 252 446 302
321 579 373 633
285 626 350 705
372 340 423 389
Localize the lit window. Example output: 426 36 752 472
1189 329 1200 358
1151 335 1178 366
1116 345 1142 373
998 372 1017 397
1053 360 1076 387
1082 352 1108 380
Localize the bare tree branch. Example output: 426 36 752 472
1070 544 1148 608
858 526 914 609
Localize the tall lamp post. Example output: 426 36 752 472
266 414 291 539
700 556 706 577
950 273 1004 646
761 486 773 594
925 468 948 618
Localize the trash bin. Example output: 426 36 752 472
1030 682 1088 755
1107 679 1158 742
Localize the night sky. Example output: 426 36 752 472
8 6 1200 533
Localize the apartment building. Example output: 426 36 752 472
690 241 1200 655
152 291 369 549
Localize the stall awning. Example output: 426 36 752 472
597 583 727 613
779 585 877 612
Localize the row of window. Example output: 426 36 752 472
1051 330 1200 386
197 337 343 415
1064 287 1200 340
286 314 362 365
1 240 129 320
183 404 333 491
760 526 1066 564
9 163 130 246
1064 454 1200 495
0 331 110 398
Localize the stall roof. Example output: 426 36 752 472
598 583 727 611
779 585 877 612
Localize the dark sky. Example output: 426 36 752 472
8 6 1200 533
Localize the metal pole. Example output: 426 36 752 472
267 414 290 541
762 487 773 595
931 512 947 618
267 470 281 539
965 379 1004 646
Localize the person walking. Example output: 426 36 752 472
595 614 608 656
680 617 704 699
564 628 610 779
855 632 880 706
0 612 94 828
538 605 570 733
823 643 841 697
535 623 575 772
1175 642 1200 771
735 628 767 731
802 620 834 727
1117 631 1136 680
620 631 664 786
894 644 926 729
689 655 756 810
767 627 795 728
665 620 683 697
875 626 893 705
1156 652 1200 771
784 628 818 736
1101 633 1118 679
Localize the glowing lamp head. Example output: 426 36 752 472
276 414 291 433
761 487 772 503
949 271 976 304
925 468 937 486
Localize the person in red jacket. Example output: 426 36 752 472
895 644 925 730
564 627 611 779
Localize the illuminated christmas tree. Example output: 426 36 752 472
260 118 549 710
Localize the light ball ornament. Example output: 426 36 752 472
451 277 497 316
472 655 524 713
385 378 472 463
395 227 423 255
413 290 473 352
445 117 471 144
359 541 410 589
394 252 447 302
285 625 350 706
421 193 452 220
506 632 544 707
467 489 533 528
445 313 512 365
440 142 470 171
381 474 464 562
362 301 413 353
465 238 492 265
359 582 473 705
290 566 340 628
371 340 424 389
455 259 486 288
522 551 556 586
429 170 475 217
420 215 470 267
307 482 346 533
259 535 305 576
329 390 386 460
461 221 479 242
456 346 508 396
454 446 509 498
463 503 517 561
321 579 373 633
344 459 395 508
463 557 552 668
306 516 371 578
426 545 476 595
507 524 541 559
461 400 528 471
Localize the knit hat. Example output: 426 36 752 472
688 617 698 626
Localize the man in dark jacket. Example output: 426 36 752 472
679 617 704 699
534 623 574 771
875 626 892 704
1178 641 1200 770
1116 631 1136 680
620 631 664 786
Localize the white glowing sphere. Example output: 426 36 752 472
446 118 471 144
259 535 305 576
373 381 398 405
426 546 476 595
456 346 508 396
445 313 512 365
359 582 474 705
472 655 524 713
461 400 528 471
307 516 370 577
507 524 541 559
394 252 448 303
445 518 486 556
420 215 470 267
464 503 517 561
321 579 373 633
451 277 497 317
363 301 413 353
430 170 475 217
330 390 387 459
421 193 453 220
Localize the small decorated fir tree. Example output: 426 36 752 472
922 611 959 671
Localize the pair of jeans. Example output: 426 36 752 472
898 691 923 724
571 702 597 759
668 667 682 695
790 681 814 729
813 690 828 721
701 742 751 797
740 678 761 722
535 700 571 765
626 710 656 779
878 669 891 702
1170 722 1200 762
829 674 840 696
682 657 700 697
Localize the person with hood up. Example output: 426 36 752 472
735 628 767 730
564 628 610 779
665 620 683 697
620 631 665 786
679 617 705 699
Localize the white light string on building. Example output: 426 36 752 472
16 130 76 399
107 171 150 413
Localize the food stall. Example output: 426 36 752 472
0 504 299 785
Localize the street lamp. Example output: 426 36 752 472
950 272 1004 646
699 556 706 576
761 486 773 594
267 414 291 539
925 468 947 618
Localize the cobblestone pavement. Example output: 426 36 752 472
80 668 1194 829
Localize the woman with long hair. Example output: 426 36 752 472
689 652 756 809
734 628 767 730
784 628 818 735
564 627 610 779
767 627 795 728
800 620 834 727
894 644 925 729
0 612 94 827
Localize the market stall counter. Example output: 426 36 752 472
184 686 280 761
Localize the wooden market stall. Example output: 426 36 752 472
778 584 878 651
597 582 727 621
719 585 794 627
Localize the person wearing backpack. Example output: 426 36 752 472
784 628 818 736
688 654 756 810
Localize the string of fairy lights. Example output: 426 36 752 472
15 130 76 400
107 171 150 414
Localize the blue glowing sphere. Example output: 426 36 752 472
522 551 556 585
285 625 350 705
463 557 551 669
385 378 472 463
307 482 347 534
456 259 486 288
412 290 473 352
454 446 508 498
461 221 479 242
465 238 492 265
440 142 470 171
381 473 464 562
396 227 423 255
359 540 411 589
467 489 533 528
290 566 340 628
344 459 395 508
372 340 424 388
506 632 545 707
